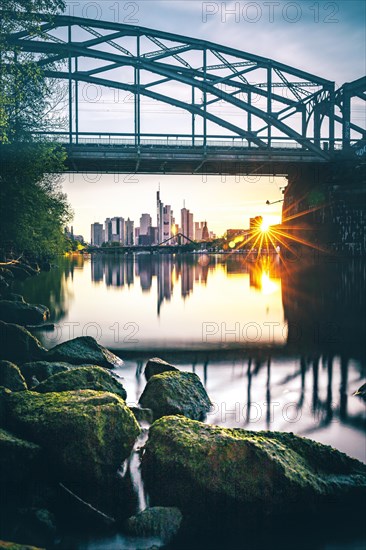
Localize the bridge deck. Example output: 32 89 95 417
63 143 336 174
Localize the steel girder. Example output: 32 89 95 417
4 12 355 160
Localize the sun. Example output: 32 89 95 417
260 217 272 232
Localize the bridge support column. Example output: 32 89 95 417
282 161 366 257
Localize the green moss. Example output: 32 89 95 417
139 371 211 421
0 361 27 391
34 366 127 399
46 336 123 368
143 416 366 516
0 541 43 550
7 390 140 486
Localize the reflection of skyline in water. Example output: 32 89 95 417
17 254 366 355
91 253 282 316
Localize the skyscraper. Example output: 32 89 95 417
139 213 152 236
91 223 104 246
104 218 112 243
157 190 163 243
111 216 125 243
181 206 194 243
125 218 134 245
157 190 173 244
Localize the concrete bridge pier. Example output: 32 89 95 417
282 160 366 257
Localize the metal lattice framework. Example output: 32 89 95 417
4 14 366 164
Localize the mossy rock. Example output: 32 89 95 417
0 321 47 363
0 301 49 325
6 390 140 488
0 361 27 391
34 366 127 400
20 362 73 388
139 371 211 421
0 541 43 550
125 506 183 544
142 416 366 525
144 357 179 381
129 406 153 425
0 427 42 484
46 336 123 369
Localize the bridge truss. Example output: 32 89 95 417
4 13 366 166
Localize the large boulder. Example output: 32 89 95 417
139 371 211 421
0 427 42 484
142 416 366 526
46 336 123 369
0 321 47 363
0 300 49 325
6 390 140 488
125 506 183 544
35 366 127 400
0 361 27 391
144 357 179 381
0 541 43 550
20 362 72 388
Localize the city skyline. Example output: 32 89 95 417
90 190 217 246
62 174 284 243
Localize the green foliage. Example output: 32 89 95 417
0 1 72 259
0 142 72 259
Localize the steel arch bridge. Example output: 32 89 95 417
5 13 366 173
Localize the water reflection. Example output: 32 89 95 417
90 253 283 319
16 254 366 355
118 351 366 462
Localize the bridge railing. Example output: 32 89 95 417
32 132 347 151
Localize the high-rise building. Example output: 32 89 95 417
104 218 112 243
201 221 209 241
125 218 134 245
157 190 163 243
157 190 174 244
181 206 194 243
91 223 104 247
163 205 173 242
111 216 125 243
139 213 152 236
195 222 202 241
135 227 140 243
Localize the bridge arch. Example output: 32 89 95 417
4 13 365 165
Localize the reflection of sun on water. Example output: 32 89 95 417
261 271 278 295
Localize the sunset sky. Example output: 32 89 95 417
60 0 365 240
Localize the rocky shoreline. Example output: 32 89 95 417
0 261 366 549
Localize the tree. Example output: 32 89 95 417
0 1 73 259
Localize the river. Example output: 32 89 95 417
15 252 366 549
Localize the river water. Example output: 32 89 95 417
15 252 366 549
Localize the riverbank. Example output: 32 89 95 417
1 260 366 549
